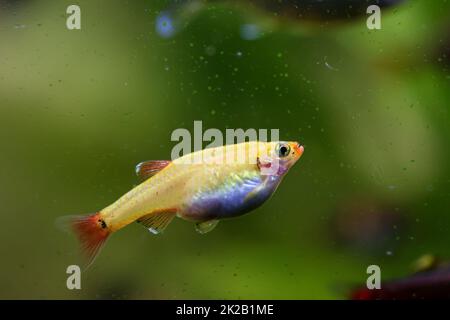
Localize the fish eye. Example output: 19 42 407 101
276 143 291 158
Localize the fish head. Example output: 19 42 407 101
258 141 304 176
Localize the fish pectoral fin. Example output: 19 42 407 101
195 220 219 234
137 209 177 235
244 184 265 202
243 176 269 202
135 160 171 180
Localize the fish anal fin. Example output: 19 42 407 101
195 220 219 234
137 208 177 235
135 160 171 180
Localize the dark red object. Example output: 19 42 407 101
351 265 450 300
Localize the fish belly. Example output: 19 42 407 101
179 170 280 222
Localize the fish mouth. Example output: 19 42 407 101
294 142 304 157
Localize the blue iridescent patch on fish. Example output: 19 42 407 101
183 174 282 221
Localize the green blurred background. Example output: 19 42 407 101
0 0 449 299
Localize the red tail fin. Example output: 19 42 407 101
59 213 110 267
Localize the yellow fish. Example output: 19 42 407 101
61 141 304 265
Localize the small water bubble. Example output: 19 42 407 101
205 46 216 56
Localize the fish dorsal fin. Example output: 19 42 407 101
195 220 219 234
137 209 177 235
135 160 171 180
